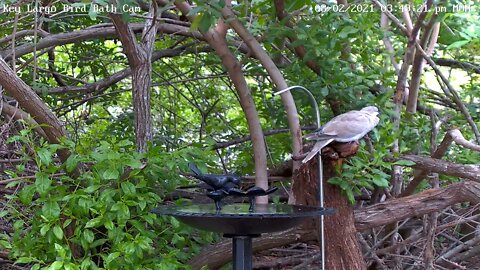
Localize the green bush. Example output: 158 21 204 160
3 131 216 270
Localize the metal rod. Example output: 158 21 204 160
273 85 325 270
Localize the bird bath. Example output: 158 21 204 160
152 164 335 269
152 203 334 269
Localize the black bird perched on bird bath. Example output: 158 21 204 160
188 163 242 191
186 163 277 211
188 163 242 210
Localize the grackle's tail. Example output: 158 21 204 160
188 163 202 175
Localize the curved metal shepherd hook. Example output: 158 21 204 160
273 85 326 270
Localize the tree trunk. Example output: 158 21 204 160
110 4 156 152
131 59 153 153
293 142 367 270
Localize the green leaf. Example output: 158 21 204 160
88 3 98 20
187 6 203 16
63 219 72 228
80 258 94 269
85 217 102 228
54 243 67 259
37 148 52 166
104 219 114 230
16 257 34 264
0 239 12 249
121 182 136 195
65 154 80 173
42 200 61 219
446 39 470 49
103 169 119 180
190 13 204 31
35 172 52 195
105 252 121 264
46 261 63 270
393 160 416 166
199 13 213 33
84 185 100 193
82 229 94 243
53 225 64 240
372 174 389 187
40 223 51 236
19 185 36 205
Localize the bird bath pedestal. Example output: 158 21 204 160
152 203 335 270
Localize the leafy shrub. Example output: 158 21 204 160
3 131 217 269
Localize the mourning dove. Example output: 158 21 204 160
302 106 379 163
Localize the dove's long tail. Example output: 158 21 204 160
188 163 201 175
302 139 334 163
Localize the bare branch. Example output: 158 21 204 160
415 43 480 143
448 129 480 152
433 58 480 74
213 126 316 150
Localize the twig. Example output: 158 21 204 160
0 173 65 185
358 233 387 269
433 58 480 74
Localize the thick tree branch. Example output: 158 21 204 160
1 23 202 61
355 181 480 231
0 57 74 167
220 7 304 202
174 0 269 202
448 129 480 152
407 13 438 113
189 227 316 269
400 154 480 181
110 15 144 67
401 128 478 196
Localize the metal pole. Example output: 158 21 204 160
273 86 325 270
232 236 253 270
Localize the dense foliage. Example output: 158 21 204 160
1 127 220 269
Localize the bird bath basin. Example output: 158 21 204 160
152 203 335 269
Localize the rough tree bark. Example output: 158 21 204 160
294 142 367 270
110 3 157 153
